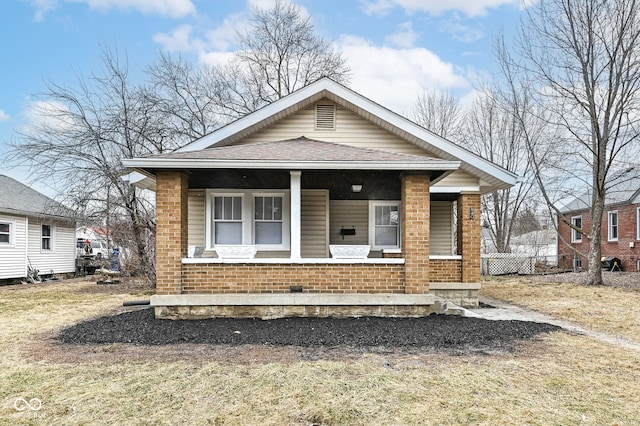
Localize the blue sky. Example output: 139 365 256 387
0 0 526 193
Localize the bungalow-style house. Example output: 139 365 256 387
558 170 640 271
0 174 76 281
124 78 517 319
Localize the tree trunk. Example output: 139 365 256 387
585 193 604 285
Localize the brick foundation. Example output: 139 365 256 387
155 304 437 319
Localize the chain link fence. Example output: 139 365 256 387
481 253 571 276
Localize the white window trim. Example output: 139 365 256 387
41 223 54 252
368 200 401 250
571 215 582 243
636 207 640 240
205 189 290 251
608 211 618 242
0 220 14 247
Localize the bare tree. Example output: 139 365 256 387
219 0 350 116
501 0 640 285
411 89 464 140
9 47 172 280
463 88 538 253
146 53 226 143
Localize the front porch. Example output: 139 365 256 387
153 168 481 318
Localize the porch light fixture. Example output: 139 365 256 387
469 207 475 220
351 184 363 193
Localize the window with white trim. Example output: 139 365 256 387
254 195 283 244
213 195 243 244
0 222 12 245
41 224 52 250
637 207 640 240
206 190 290 250
369 201 401 249
571 216 582 243
608 211 618 241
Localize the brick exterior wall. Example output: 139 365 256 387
401 174 431 293
156 172 189 295
429 259 462 282
457 193 481 282
558 203 640 271
182 263 405 293
153 171 483 309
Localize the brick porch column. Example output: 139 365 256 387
457 193 481 283
401 174 430 293
155 171 188 295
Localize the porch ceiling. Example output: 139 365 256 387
188 169 422 200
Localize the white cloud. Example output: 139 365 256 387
439 14 484 42
336 35 470 115
31 0 196 21
361 0 521 17
153 25 203 52
31 0 56 22
0 110 9 122
359 0 395 17
385 22 419 48
204 13 250 51
198 51 236 68
22 100 74 134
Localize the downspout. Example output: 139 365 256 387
24 216 29 278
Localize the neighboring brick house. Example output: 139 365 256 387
124 78 517 319
558 172 640 271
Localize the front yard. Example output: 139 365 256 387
1 275 640 425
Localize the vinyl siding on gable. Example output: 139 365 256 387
237 101 429 156
0 214 27 279
433 170 479 188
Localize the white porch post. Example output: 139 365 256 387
290 171 302 259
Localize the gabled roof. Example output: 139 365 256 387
125 78 517 192
133 137 460 171
560 168 640 213
0 175 75 220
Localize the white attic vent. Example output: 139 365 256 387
315 104 336 130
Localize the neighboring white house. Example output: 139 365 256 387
510 229 558 263
0 175 76 280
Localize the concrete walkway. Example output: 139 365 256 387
465 296 640 353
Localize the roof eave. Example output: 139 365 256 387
123 158 461 171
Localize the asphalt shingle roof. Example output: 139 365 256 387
560 168 640 213
147 136 447 164
0 175 74 219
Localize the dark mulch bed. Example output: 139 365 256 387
57 308 561 353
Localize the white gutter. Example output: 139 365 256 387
122 158 461 171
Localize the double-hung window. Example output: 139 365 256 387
369 201 401 249
207 190 290 251
41 224 52 250
571 216 582 243
608 211 618 241
254 195 283 244
213 195 243 244
0 222 12 245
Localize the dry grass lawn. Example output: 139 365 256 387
482 276 640 344
1 278 640 425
